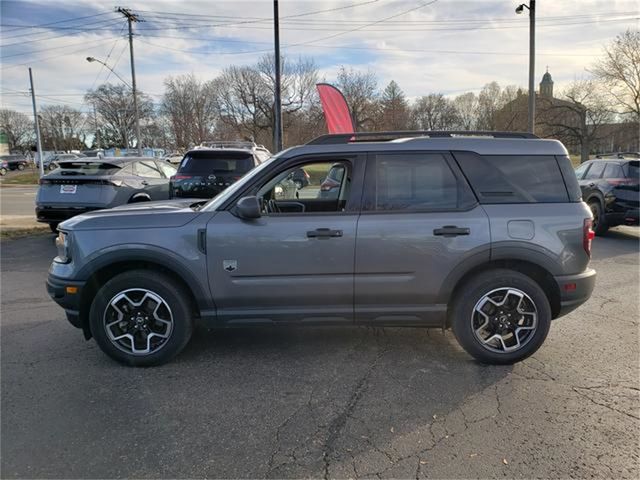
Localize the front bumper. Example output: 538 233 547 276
554 268 597 318
46 273 85 329
36 206 99 224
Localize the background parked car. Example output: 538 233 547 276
170 142 270 199
318 163 347 199
36 157 177 232
39 153 85 171
0 154 30 172
162 153 184 164
575 155 639 235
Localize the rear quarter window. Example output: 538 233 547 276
453 152 570 203
178 151 254 175
623 161 639 178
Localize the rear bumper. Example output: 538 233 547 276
46 274 85 329
554 269 597 318
36 206 99 223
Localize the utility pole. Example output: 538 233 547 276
93 104 101 149
28 68 44 178
528 0 536 134
273 0 283 152
515 1 536 134
116 7 143 156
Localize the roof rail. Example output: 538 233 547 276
198 141 269 151
595 151 640 159
306 130 539 145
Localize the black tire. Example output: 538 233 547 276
49 222 59 233
17 163 25 171
128 195 150 203
450 269 552 365
588 200 608 236
89 270 194 366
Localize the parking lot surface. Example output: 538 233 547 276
1 229 639 478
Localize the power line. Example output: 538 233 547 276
87 22 129 91
0 18 123 41
0 18 125 46
0 11 117 34
0 33 125 59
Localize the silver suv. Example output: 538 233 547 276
47 131 596 366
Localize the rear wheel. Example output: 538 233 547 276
588 200 608 236
89 270 194 366
17 163 25 171
450 269 552 365
0 167 6 176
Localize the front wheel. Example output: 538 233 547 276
17 163 25 171
89 270 194 366
0 167 6 176
450 269 552 365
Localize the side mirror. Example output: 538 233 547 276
235 196 261 219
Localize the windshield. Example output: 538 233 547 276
201 152 286 211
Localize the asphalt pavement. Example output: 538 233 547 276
0 185 38 216
1 228 638 478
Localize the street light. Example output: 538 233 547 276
86 57 132 89
516 1 535 134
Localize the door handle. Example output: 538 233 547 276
433 225 470 237
307 228 343 238
588 182 595 187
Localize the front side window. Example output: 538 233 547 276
369 153 473 211
256 160 352 214
574 162 591 179
584 162 606 180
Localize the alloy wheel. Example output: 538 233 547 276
103 288 174 355
471 287 538 353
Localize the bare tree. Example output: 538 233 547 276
411 93 459 130
162 74 219 149
539 79 613 162
39 105 86 151
476 82 503 130
85 84 154 148
592 29 640 119
0 109 33 151
453 92 479 130
336 66 378 131
378 80 410 130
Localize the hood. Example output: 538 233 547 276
60 198 211 231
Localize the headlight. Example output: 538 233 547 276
55 231 71 263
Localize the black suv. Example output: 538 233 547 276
170 142 271 199
575 154 639 235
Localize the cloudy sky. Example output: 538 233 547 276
1 0 638 116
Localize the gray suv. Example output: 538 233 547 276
47 131 596 366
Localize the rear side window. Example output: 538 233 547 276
367 153 475 211
623 161 639 178
574 162 591 179
453 152 569 203
584 162 606 180
135 161 163 178
178 151 254 175
603 163 624 178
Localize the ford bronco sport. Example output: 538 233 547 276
47 131 596 366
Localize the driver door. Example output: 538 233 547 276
206 155 364 325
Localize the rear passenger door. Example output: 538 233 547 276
134 160 167 200
354 152 490 326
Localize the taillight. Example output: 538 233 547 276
172 175 192 180
39 179 51 185
583 218 595 257
606 179 634 186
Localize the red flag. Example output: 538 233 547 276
316 83 355 134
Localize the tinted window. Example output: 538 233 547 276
54 161 121 176
584 162 606 180
454 152 568 203
574 162 591 179
372 153 472 211
623 161 639 178
135 161 163 178
178 151 254 175
603 163 624 178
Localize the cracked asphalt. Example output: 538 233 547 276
1 228 639 479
